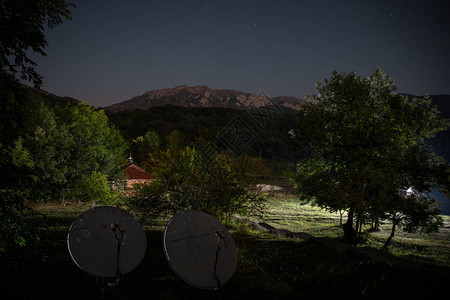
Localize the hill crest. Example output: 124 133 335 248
104 85 304 112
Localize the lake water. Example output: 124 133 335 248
430 190 450 216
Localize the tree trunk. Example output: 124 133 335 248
353 213 364 247
358 215 364 244
339 210 343 227
383 218 397 248
353 216 360 248
359 215 363 233
349 171 366 246
342 206 356 244
374 218 380 231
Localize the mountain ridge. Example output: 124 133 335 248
103 85 305 113
20 84 80 106
103 85 450 114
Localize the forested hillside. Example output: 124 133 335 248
107 95 450 161
106 105 300 174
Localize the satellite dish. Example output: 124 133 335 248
163 210 237 289
67 206 146 279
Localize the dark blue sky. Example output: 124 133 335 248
31 0 450 107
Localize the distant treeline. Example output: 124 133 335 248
106 101 450 161
106 105 301 174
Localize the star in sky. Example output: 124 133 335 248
29 0 450 107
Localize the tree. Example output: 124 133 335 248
0 0 74 86
130 131 161 164
1 137 36 253
291 69 448 245
127 131 267 223
0 0 76 253
8 99 127 198
67 171 122 207
20 96 71 196
58 102 127 184
372 144 446 247
0 89 66 253
0 93 127 252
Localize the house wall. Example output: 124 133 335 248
126 179 154 189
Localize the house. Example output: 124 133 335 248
124 161 155 189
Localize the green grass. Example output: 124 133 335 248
0 199 449 299
29 202 92 229
365 217 450 267
258 195 344 239
256 195 450 267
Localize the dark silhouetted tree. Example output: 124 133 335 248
0 0 74 87
291 69 449 245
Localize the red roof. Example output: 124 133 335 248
125 162 155 180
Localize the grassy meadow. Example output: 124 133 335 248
0 196 449 299
259 195 450 267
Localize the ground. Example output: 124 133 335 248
0 195 449 299
258 195 450 267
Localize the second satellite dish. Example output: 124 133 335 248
163 210 237 289
67 206 146 278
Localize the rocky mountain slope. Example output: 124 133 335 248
104 85 304 112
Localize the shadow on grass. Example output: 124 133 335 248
1 228 449 299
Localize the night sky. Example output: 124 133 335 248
30 0 450 107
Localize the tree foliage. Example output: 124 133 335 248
0 0 74 86
56 102 127 184
107 104 299 171
0 86 126 252
127 131 268 223
291 69 449 245
130 131 161 163
67 171 122 206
